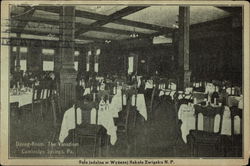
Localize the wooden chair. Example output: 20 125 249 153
187 104 224 157
168 78 177 90
10 102 20 120
40 84 52 114
147 82 180 156
176 98 193 110
229 106 242 156
114 85 139 155
50 94 63 142
73 103 110 157
32 84 45 120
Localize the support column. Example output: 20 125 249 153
78 48 86 73
10 46 16 74
15 33 21 72
54 48 61 73
178 6 191 90
59 6 77 111
27 46 42 72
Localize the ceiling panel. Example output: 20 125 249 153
75 39 93 44
24 22 59 34
103 23 157 34
190 6 230 24
123 6 179 28
34 10 96 25
81 31 129 40
21 34 59 40
124 6 230 28
76 5 128 15
10 5 26 14
33 10 59 20
76 17 96 24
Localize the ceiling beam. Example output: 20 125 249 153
75 6 148 36
9 28 109 43
26 6 173 33
113 19 172 33
11 7 36 33
75 8 173 33
7 37 92 48
11 15 147 36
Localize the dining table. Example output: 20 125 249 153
10 89 33 107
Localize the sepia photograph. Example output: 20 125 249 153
0 0 249 165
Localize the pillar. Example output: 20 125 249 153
58 6 77 111
78 48 86 73
10 46 16 74
27 46 42 72
15 33 21 72
178 6 191 90
54 48 61 73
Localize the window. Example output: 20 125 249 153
74 62 78 71
42 48 55 55
43 61 54 71
86 54 90 71
96 49 101 55
74 51 80 56
12 47 17 52
88 50 91 56
20 60 27 71
128 56 134 73
94 63 98 72
20 47 27 53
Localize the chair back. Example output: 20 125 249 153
176 98 193 111
193 104 224 133
121 85 138 132
10 102 19 117
74 103 81 128
168 78 177 90
51 95 60 127
32 84 43 102
121 85 138 108
230 106 242 135
158 78 167 90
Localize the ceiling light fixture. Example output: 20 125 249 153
47 33 55 38
130 28 139 38
105 40 111 44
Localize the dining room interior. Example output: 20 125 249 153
8 5 243 158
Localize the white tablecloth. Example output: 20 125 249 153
59 106 82 143
178 104 241 143
110 89 147 121
59 88 147 145
10 92 33 107
145 80 154 89
59 105 117 144
205 83 216 94
83 88 91 96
